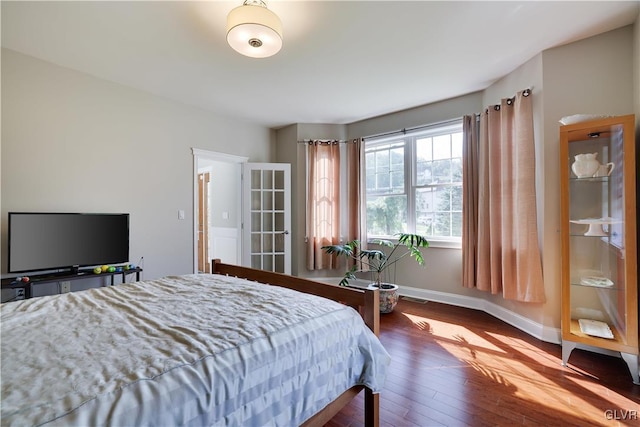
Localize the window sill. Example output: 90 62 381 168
367 237 461 249
426 239 462 249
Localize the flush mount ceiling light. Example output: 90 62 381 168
227 0 283 59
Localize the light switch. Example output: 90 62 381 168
178 210 185 220
222 211 229 220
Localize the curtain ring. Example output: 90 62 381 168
494 105 501 111
506 98 513 105
523 89 531 97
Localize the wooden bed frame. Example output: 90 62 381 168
211 259 381 427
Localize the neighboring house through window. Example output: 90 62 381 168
365 121 463 246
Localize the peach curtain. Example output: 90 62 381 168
306 139 365 271
463 90 545 303
306 141 341 270
346 138 368 270
346 139 366 247
462 115 479 288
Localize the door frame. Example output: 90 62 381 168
191 148 248 273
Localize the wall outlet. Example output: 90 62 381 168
60 281 71 293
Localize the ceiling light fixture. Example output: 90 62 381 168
226 0 283 59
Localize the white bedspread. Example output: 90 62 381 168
1 274 390 426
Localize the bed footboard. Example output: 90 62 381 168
211 259 381 427
211 259 379 336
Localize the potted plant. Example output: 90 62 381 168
322 233 429 313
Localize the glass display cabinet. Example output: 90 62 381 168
559 114 638 384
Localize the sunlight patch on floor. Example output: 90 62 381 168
402 312 506 353
399 311 639 422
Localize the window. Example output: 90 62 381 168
365 121 463 245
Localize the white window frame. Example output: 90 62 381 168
364 121 463 249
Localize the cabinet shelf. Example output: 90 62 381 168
569 176 609 182
570 282 620 291
567 319 633 350
560 114 638 384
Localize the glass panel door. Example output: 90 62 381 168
242 163 291 274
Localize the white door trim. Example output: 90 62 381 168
191 148 248 273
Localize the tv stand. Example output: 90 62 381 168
1 268 142 299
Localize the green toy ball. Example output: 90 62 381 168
107 266 116 273
93 267 102 274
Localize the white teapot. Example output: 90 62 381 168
571 153 600 178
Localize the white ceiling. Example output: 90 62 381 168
2 1 638 129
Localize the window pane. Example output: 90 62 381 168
416 137 432 161
391 148 404 167
434 212 451 236
416 188 435 213
435 187 452 211
365 152 375 172
391 170 404 190
451 212 462 237
377 173 390 189
432 159 451 183
433 134 451 160
366 195 407 236
366 144 405 195
451 132 463 158
451 158 462 183
416 162 431 186
366 173 376 191
375 151 389 173
416 213 434 236
451 186 463 211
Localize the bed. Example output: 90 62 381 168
0 260 389 426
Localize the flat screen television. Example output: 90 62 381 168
8 212 130 274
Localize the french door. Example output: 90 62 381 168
242 163 291 274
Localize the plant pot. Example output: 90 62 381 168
367 283 399 314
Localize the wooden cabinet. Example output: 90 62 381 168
559 114 638 384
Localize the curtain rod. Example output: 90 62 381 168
363 87 531 140
297 87 531 144
362 117 463 141
297 139 354 144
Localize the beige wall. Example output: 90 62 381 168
1 48 272 280
541 25 634 329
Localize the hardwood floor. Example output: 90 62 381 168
327 298 640 427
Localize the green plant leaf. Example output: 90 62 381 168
371 239 393 248
408 247 425 265
338 266 358 286
359 250 385 260
398 233 429 248
321 243 354 257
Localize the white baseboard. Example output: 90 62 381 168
399 285 621 358
310 277 621 358
399 285 560 344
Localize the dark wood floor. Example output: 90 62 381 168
327 298 640 427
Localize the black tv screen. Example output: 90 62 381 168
8 212 130 274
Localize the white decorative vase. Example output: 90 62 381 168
571 153 600 178
367 283 399 314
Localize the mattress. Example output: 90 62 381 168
1 274 390 426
